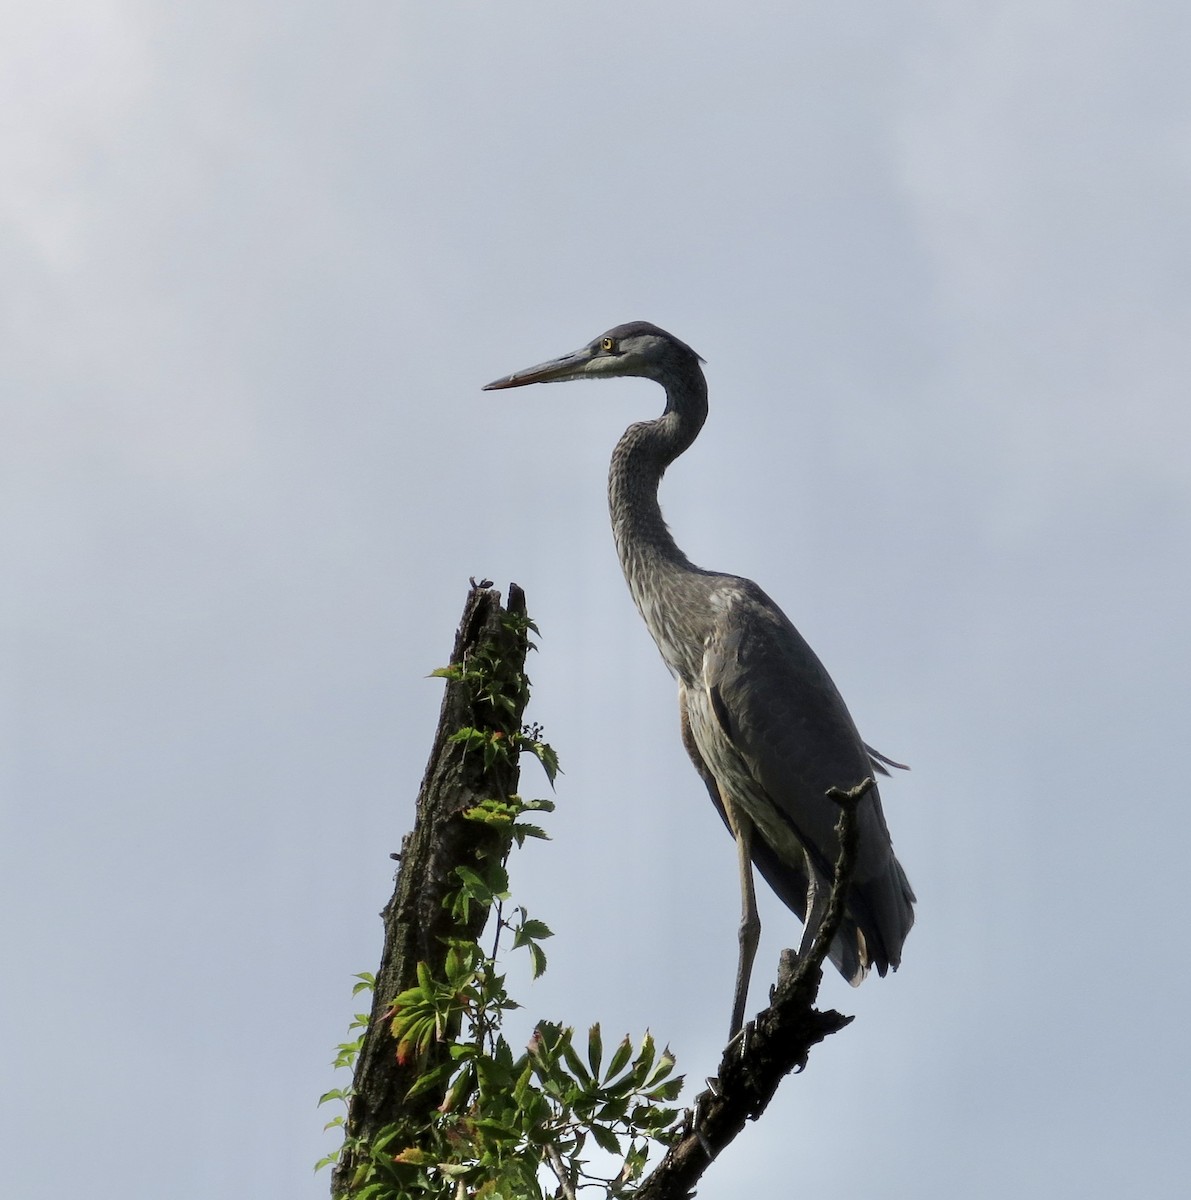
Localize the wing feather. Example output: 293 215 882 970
697 579 915 976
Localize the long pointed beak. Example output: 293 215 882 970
482 346 592 391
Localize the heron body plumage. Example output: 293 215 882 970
484 321 915 1034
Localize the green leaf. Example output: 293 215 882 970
589 1124 622 1155
444 939 480 986
622 1141 649 1182
404 1060 451 1100
448 726 487 750
453 865 494 904
637 1104 681 1132
527 942 547 979
512 1059 537 1109
559 1030 592 1085
526 740 561 785
632 1032 657 1085
587 1023 603 1077
516 918 553 942
605 1035 634 1082
463 804 515 828
391 1145 432 1165
511 822 550 846
486 861 510 897
372 1126 402 1153
415 960 434 994
645 1047 677 1088
646 1077 685 1102
440 1060 476 1112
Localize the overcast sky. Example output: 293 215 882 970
3 3 1190 1197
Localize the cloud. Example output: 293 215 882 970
894 3 1191 513
0 3 153 268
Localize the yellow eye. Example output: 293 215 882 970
601 337 617 352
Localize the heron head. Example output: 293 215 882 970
482 321 703 391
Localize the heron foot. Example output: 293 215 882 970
725 1019 753 1060
692 1090 716 1161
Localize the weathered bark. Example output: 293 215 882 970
332 582 531 1197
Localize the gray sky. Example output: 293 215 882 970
3 3 1189 1197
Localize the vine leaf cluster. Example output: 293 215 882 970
322 584 681 1200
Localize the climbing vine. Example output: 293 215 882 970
319 610 682 1199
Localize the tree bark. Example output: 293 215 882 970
332 581 531 1197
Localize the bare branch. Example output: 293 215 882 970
635 780 872 1200
545 1143 579 1200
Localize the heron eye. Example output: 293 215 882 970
600 337 617 353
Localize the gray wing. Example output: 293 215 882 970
697 579 915 979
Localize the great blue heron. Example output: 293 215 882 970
484 321 915 1036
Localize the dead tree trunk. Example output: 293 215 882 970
332 581 531 1197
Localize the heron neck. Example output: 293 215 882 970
608 372 709 631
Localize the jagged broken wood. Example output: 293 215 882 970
331 582 531 1197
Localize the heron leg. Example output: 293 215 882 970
796 846 827 961
727 804 760 1039
676 688 761 1037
